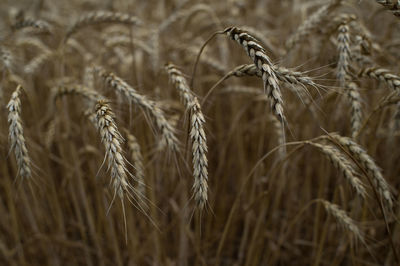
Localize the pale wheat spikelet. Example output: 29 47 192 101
94 100 132 198
190 98 208 209
311 143 367 198
330 134 393 208
224 27 285 123
345 81 362 138
125 132 145 196
337 22 351 87
359 67 400 93
93 66 178 151
375 1 400 17
286 0 342 49
7 85 32 179
165 63 208 209
318 199 364 242
65 11 142 41
165 63 194 106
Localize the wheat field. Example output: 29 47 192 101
0 0 400 265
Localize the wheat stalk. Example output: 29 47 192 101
7 85 32 179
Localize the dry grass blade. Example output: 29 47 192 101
7 85 32 179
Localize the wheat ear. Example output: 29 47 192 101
286 0 342 49
65 11 142 41
337 21 351 87
93 66 178 151
94 100 132 198
166 63 208 209
125 131 146 196
330 134 393 209
345 80 362 138
224 27 285 123
7 85 32 179
375 1 400 17
318 199 364 242
311 143 366 198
